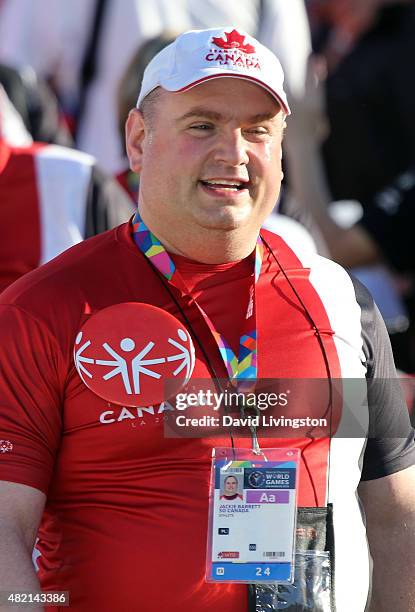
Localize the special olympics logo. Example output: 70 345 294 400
0 440 13 453
248 471 265 488
73 303 195 406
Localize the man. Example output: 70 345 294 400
0 28 414 612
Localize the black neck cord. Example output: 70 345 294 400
260 235 334 505
139 251 236 452
139 236 334 499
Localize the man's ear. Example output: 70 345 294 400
125 108 146 173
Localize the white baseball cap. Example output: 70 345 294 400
136 27 290 115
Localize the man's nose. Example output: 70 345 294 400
213 130 249 166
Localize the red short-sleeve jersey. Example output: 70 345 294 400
0 223 412 612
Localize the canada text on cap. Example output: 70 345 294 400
136 27 290 114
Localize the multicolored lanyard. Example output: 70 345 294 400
131 211 263 390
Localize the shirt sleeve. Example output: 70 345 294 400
0 304 65 494
353 277 415 480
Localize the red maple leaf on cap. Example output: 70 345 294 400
211 29 256 54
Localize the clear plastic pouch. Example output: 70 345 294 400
250 551 332 611
248 505 335 611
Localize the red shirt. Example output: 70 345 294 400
0 223 342 611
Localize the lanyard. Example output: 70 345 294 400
131 211 263 391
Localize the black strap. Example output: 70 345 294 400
75 0 108 139
256 0 266 39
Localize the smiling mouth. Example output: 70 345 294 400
199 179 249 192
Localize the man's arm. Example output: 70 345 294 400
358 465 415 612
0 481 46 611
0 481 45 602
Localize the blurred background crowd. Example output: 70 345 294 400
0 0 414 413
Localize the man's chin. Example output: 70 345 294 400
194 206 254 231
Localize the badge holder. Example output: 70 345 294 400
206 446 300 584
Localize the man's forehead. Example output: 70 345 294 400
158 79 283 121
175 107 281 124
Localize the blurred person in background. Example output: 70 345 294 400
290 0 415 371
0 86 133 293
0 63 73 146
306 0 415 271
116 32 178 201
0 84 32 147
310 0 415 215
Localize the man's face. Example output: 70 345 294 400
224 476 238 495
128 78 284 240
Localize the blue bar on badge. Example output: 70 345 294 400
211 562 292 581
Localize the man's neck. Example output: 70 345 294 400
154 230 257 264
138 210 259 264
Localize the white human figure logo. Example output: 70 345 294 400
74 332 95 381
167 329 195 383
95 338 166 395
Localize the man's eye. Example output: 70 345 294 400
247 127 268 135
189 124 213 131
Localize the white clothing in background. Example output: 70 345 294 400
0 0 311 173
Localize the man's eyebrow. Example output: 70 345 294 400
176 109 280 124
248 111 280 123
176 108 223 123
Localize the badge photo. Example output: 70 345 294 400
73 302 195 407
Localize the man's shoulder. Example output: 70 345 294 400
262 227 376 344
262 227 359 291
0 222 147 364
